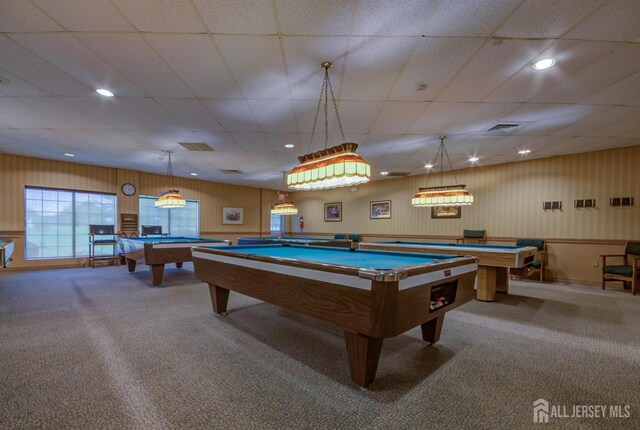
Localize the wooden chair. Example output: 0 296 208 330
456 229 487 244
511 239 546 282
601 241 640 295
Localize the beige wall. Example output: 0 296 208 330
0 153 276 269
288 145 640 284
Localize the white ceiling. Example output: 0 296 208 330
1 0 639 189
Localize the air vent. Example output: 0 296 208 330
220 169 242 174
178 142 214 152
387 172 410 177
487 123 520 133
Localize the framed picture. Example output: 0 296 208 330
370 200 391 219
431 206 461 219
223 207 244 224
324 202 342 222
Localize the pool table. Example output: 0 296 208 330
237 236 351 247
117 237 231 286
359 241 538 302
192 244 478 387
0 238 14 268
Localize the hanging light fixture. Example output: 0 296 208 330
287 62 370 191
271 172 298 215
155 150 186 208
411 136 474 207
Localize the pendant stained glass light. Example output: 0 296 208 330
271 172 298 215
155 150 186 208
286 62 370 191
411 136 474 207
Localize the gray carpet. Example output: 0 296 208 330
1 264 638 429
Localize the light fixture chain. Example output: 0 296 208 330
167 150 175 189
324 71 329 148
308 72 325 151
326 73 345 142
441 138 459 185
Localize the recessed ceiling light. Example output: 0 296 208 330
64 153 75 157
190 172 198 176
519 149 531 155
380 171 389 176
424 163 434 169
284 144 295 148
469 156 479 163
533 58 555 70
96 88 114 97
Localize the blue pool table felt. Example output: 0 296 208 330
130 237 225 243
212 244 458 270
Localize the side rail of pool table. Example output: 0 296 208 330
191 246 478 388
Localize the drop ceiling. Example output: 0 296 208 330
1 0 639 189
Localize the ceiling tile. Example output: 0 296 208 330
0 68 50 96
407 102 475 134
332 101 383 134
9 33 145 97
203 99 261 132
423 0 521 37
246 99 297 133
495 0 607 38
282 36 349 100
275 0 355 36
230 132 271 152
144 34 242 99
532 44 640 103
515 104 608 135
591 115 640 137
436 39 552 102
116 98 188 131
154 98 224 132
370 102 426 134
443 103 522 135
341 37 416 100
215 35 288 99
62 96 152 130
352 0 439 36
0 36 90 96
15 96 114 129
389 38 484 101
32 0 134 31
0 1 63 32
578 72 640 105
110 0 206 33
75 33 193 97
194 0 277 34
0 98 75 129
564 0 640 42
485 40 620 103
551 106 640 137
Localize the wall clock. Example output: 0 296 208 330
121 183 136 196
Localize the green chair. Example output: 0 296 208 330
601 241 640 295
334 234 347 240
456 229 487 244
512 239 546 283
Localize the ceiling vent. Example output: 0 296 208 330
486 122 529 135
387 172 410 177
220 169 242 174
178 142 214 152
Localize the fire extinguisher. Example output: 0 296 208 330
299 216 304 230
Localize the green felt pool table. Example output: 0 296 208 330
359 241 538 301
192 244 478 387
117 236 230 286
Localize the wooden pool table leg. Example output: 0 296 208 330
421 316 444 344
344 331 383 388
176 262 183 269
150 264 165 286
208 284 230 314
476 265 497 302
127 258 137 272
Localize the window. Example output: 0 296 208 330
139 196 199 237
25 187 116 259
270 214 284 235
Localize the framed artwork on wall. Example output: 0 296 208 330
370 200 391 219
324 202 342 222
223 207 244 224
431 206 461 219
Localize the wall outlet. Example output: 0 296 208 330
592 260 599 267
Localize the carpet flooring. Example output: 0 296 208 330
1 264 638 429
